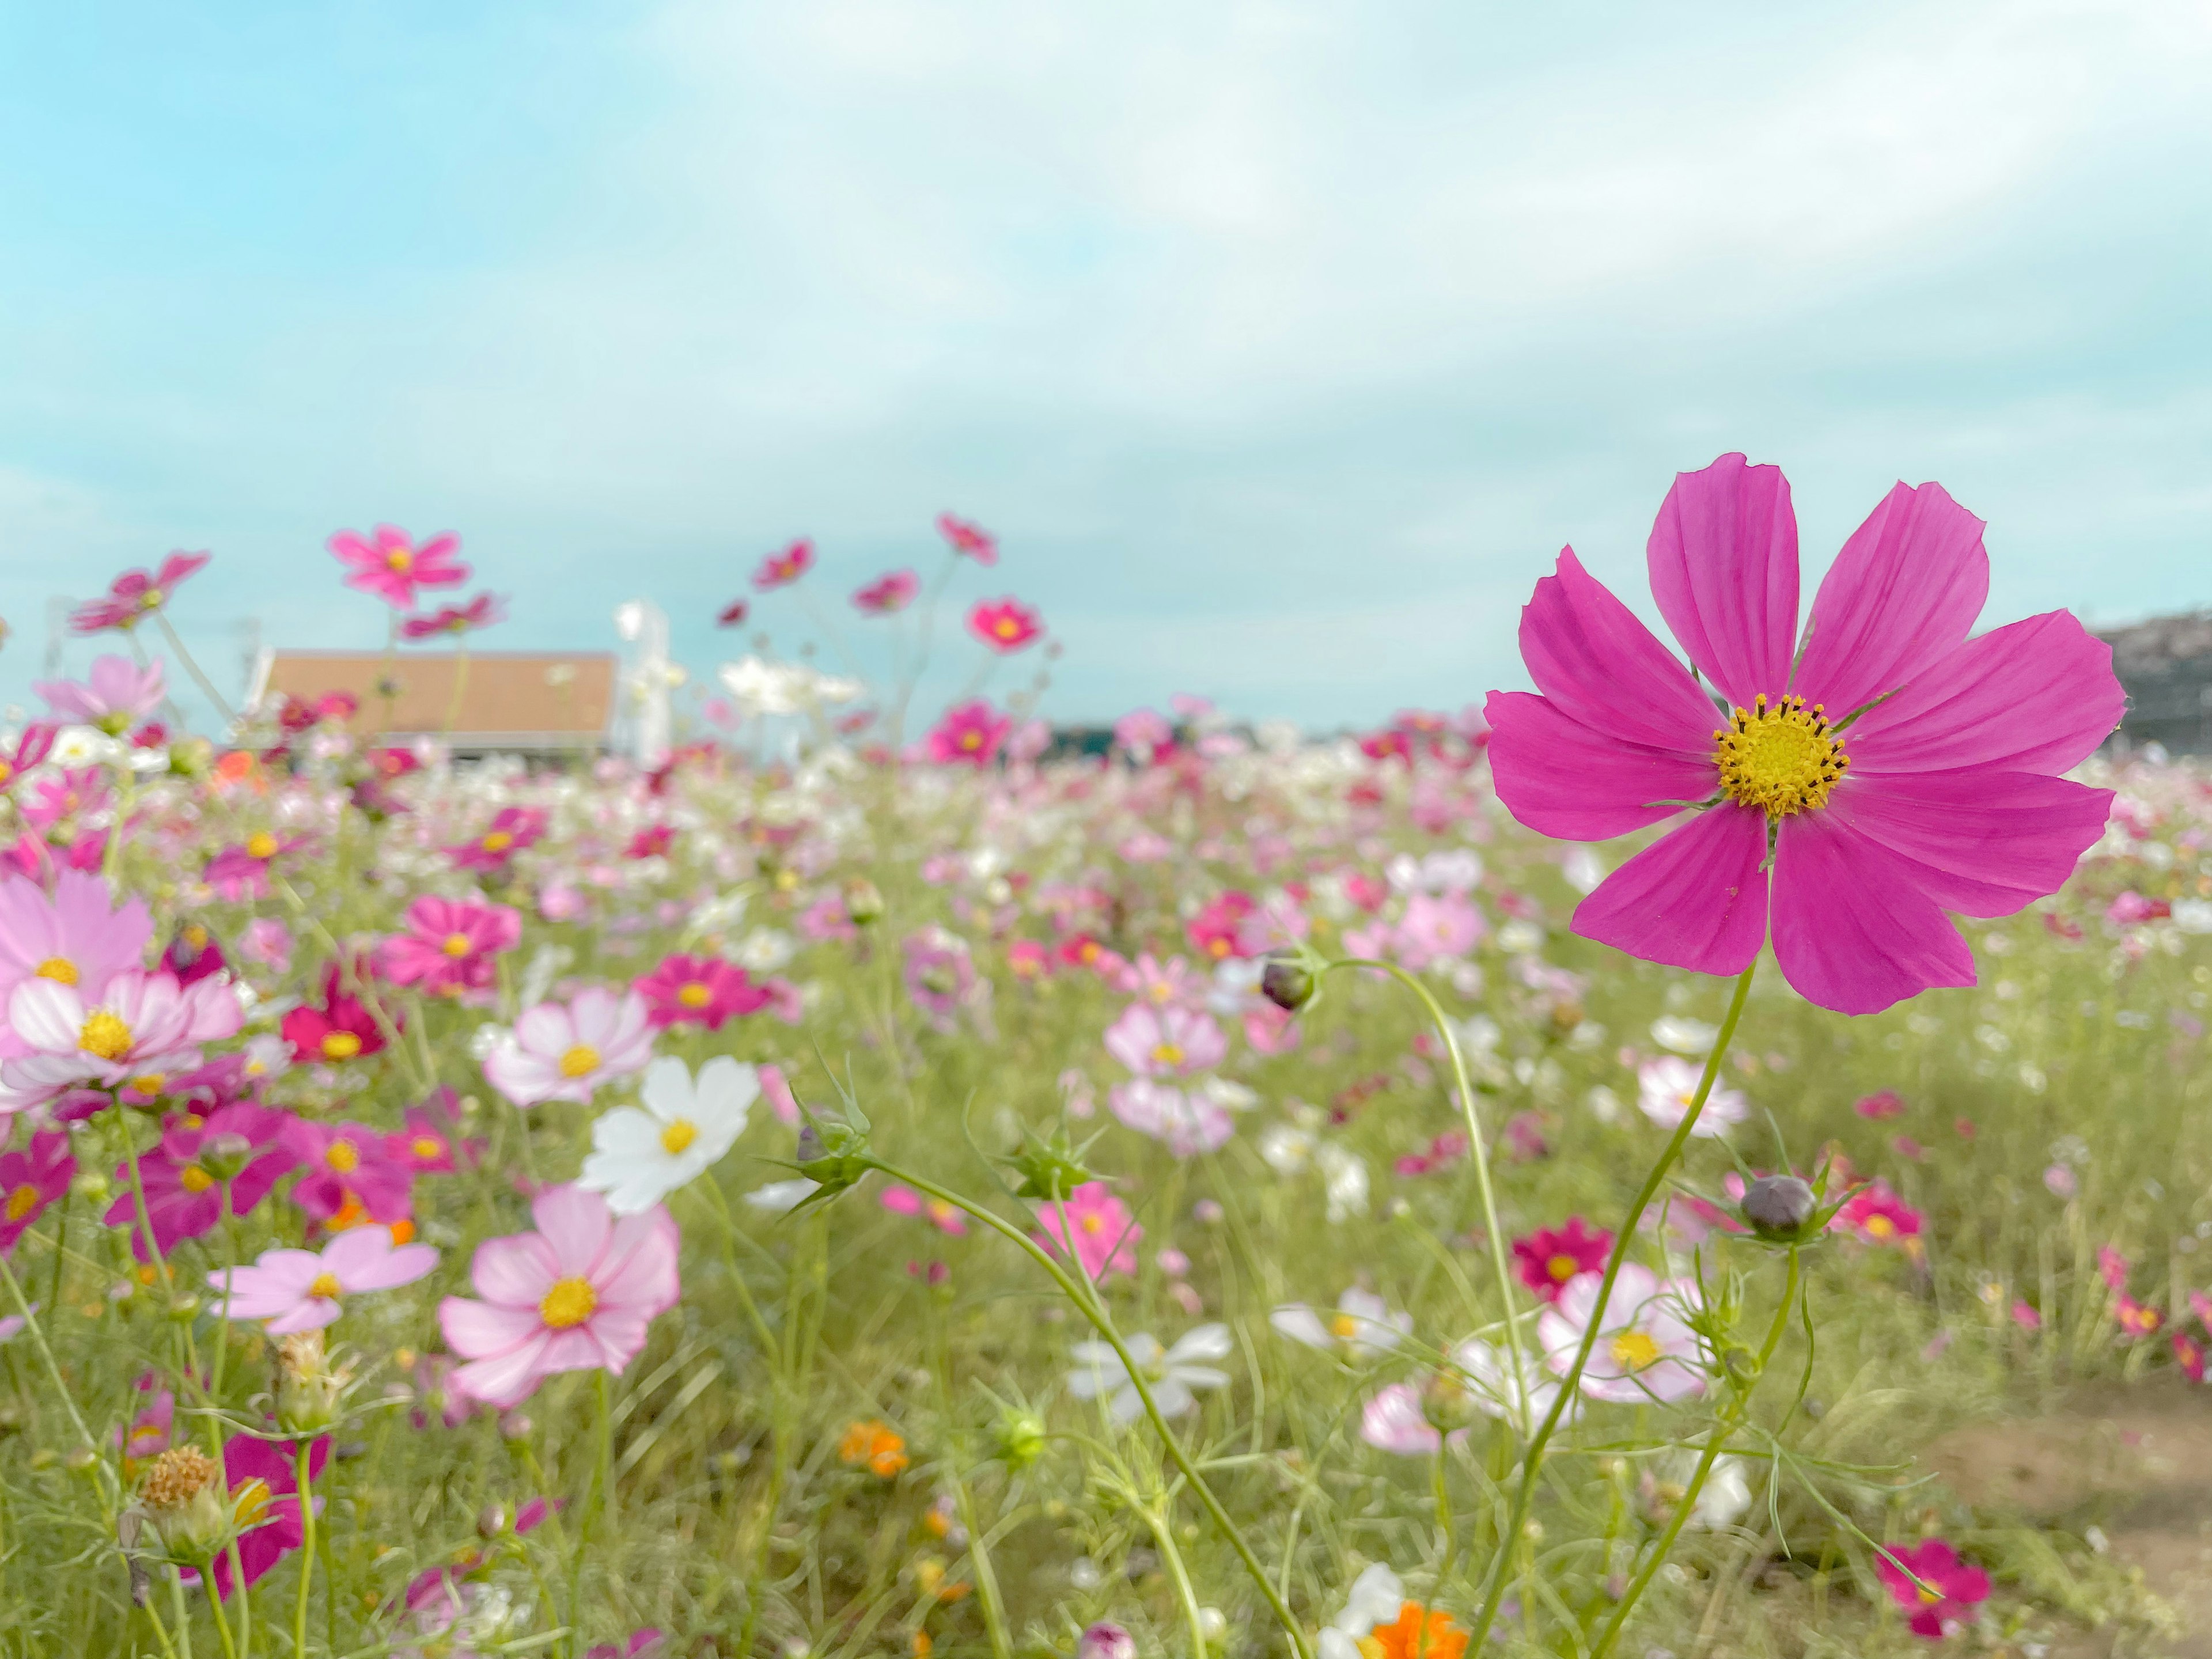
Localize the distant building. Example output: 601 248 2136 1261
2098 611 2212 756
250 649 617 759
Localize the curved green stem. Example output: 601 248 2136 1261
293 1442 317 1657
1325 957 1528 1426
866 1160 1313 1659
1464 959 1758 1652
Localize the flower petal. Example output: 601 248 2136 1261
532 1183 615 1278
1770 810 1975 1014
1484 691 1717 842
1824 770 2114 918
439 1296 544 1361
1646 453 1800 709
1517 547 1718 752
1791 480 1987 717
1844 611 2124 777
1571 804 1768 976
469 1233 558 1308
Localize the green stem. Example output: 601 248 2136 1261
1463 959 1758 1652
1325 958 1529 1426
1590 1247 1800 1657
0 1252 116 1508
156 610 238 729
1145 1502 1213 1659
567 1369 614 1656
293 1442 316 1657
867 1161 1312 1659
172 1567 198 1659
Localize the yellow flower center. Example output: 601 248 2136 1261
960 731 981 751
79 1011 132 1060
539 1277 597 1328
995 618 1020 638
245 832 279 860
480 831 514 853
184 925 208 949
321 1031 362 1062
1150 1042 1184 1067
5 1184 40 1222
1080 1214 1105 1235
1330 1313 1361 1340
441 933 472 957
660 1118 699 1155
307 1272 342 1300
387 547 413 571
129 1074 165 1096
1712 694 1848 817
35 956 78 984
1548 1253 1578 1282
139 1446 218 1510
558 1044 600 1078
411 1136 442 1159
1916 1584 1944 1605
676 981 711 1009
180 1166 216 1194
1864 1214 1895 1239
1609 1329 1663 1372
139 588 164 611
325 1139 361 1172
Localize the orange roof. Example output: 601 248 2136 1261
256 650 616 747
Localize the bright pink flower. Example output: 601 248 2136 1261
446 806 547 870
379 896 522 998
280 964 391 1065
2011 1300 2041 1330
623 824 673 861
282 1119 414 1225
1187 892 1257 962
438 1184 681 1408
2117 1296 2163 1339
966 599 1043 653
2175 1331 2206 1384
1834 1179 1922 1245
0 724 56 798
1854 1090 1908 1119
1875 1539 1991 1639
1033 1181 1138 1281
1484 454 2123 1014
1007 939 1051 980
0 867 152 1006
483 988 654 1107
69 551 211 634
203 831 306 902
752 538 815 590
854 569 920 613
879 1184 968 1235
34 655 166 734
203 1434 330 1600
0 1130 73 1253
208 1224 438 1334
401 591 503 639
632 953 770 1030
385 1090 478 1175
1103 1001 1226 1080
103 1103 296 1260
925 700 1011 767
328 525 469 609
937 512 997 565
2097 1244 2130 1291
17 768 107 835
1512 1218 1613 1305
717 597 749 627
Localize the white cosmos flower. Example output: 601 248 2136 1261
1635 1056 1748 1138
745 1178 818 1213
1316 1564 1407 1659
579 1056 757 1214
1270 1288 1411 1362
1066 1324 1232 1424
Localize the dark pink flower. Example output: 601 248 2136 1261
203 831 305 902
1834 1179 1922 1246
854 569 920 613
280 964 391 1065
966 598 1043 653
400 592 503 639
752 538 815 590
446 806 547 870
1484 454 2123 1015
329 525 469 609
205 1434 330 1600
385 1090 479 1176
378 896 522 998
282 1118 414 1225
925 700 1011 767
1033 1182 1138 1281
717 597 749 627
1187 891 1257 962
70 552 211 634
1876 1539 1990 1639
880 1184 968 1235
937 512 997 565
632 952 771 1030
104 1103 296 1260
1512 1217 1612 1304
1854 1090 1907 1119
0 1130 73 1253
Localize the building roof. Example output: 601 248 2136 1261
2097 610 2212 677
252 649 617 751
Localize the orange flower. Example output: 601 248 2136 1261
1363 1602 1468 1659
838 1419 910 1478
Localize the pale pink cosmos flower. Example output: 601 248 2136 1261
1358 1382 1445 1455
1539 1265 1707 1404
1116 953 1205 1010
482 988 654 1107
1484 453 2123 1014
1033 1181 1139 1281
0 968 242 1112
0 868 153 1008
437 1184 681 1408
329 525 469 608
1109 1078 1235 1156
1635 1055 1749 1138
1113 707 1174 760
853 569 919 613
1103 1002 1226 1080
33 656 166 734
1392 892 1486 972
208 1225 439 1334
69 552 211 634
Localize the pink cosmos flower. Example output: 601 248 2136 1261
2175 1331 2206 1384
752 538 815 590
632 952 771 1030
401 592 503 639
199 1433 330 1600
1854 1090 1908 1119
0 724 57 800
1033 1181 1139 1281
879 1184 968 1235
937 512 997 565
853 569 920 613
902 930 976 1032
483 988 654 1107
69 552 212 634
280 964 391 1065
2097 1244 2130 1291
0 968 242 1111
203 831 306 902
1108 1079 1235 1156
378 896 522 998
1512 1218 1613 1305
1118 952 1205 1010
328 525 469 609
240 918 291 973
1835 1179 1923 1245
2117 1296 2163 1339
1358 1382 1446 1455
1103 1002 1226 1080
34 655 167 734
17 768 108 836
1187 892 1256 961
1635 1055 1749 1138
386 1090 477 1176
208 1225 438 1334
283 1118 414 1225
0 868 152 1007
926 700 1012 767
716 597 749 627
1538 1265 1706 1404
966 599 1043 653
1484 454 2123 1014
0 1130 73 1253
1875 1539 1991 1639
1393 892 1486 971
103 1103 296 1259
446 806 547 870
438 1184 681 1408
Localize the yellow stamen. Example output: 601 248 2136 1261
1609 1329 1663 1372
321 1031 362 1062
325 1140 360 1173
1150 1042 1184 1067
660 1119 698 1155
441 933 472 957
307 1272 342 1300
1713 694 1849 817
245 831 279 860
1547 1253 1578 1282
1865 1214 1895 1239
539 1277 596 1328
558 1044 600 1078
78 1011 132 1060
411 1136 442 1160
479 830 514 853
676 981 711 1009
180 1166 215 1194
386 547 413 571
1330 1313 1361 1340
5 1184 41 1222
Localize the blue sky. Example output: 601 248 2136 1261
2 0 2209 730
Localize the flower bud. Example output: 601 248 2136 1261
1259 957 1314 1013
1741 1174 1819 1242
275 1331 352 1435
137 1446 230 1562
842 878 885 927
991 1406 1048 1471
197 1133 254 1183
1421 1368 1479 1434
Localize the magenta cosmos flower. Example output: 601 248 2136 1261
208 1224 438 1334
937 512 997 565
482 987 653 1107
328 524 469 609
966 598 1043 653
437 1184 681 1407
70 552 211 634
853 569 920 613
1876 1539 1991 1639
33 655 167 735
378 896 522 998
1033 1181 1139 1282
752 538 815 591
0 1130 74 1253
198 1434 330 1600
1485 454 2123 1014
925 700 1012 767
402 591 504 640
631 952 770 1030
446 805 547 870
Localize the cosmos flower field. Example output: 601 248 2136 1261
5 472 2211 1658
